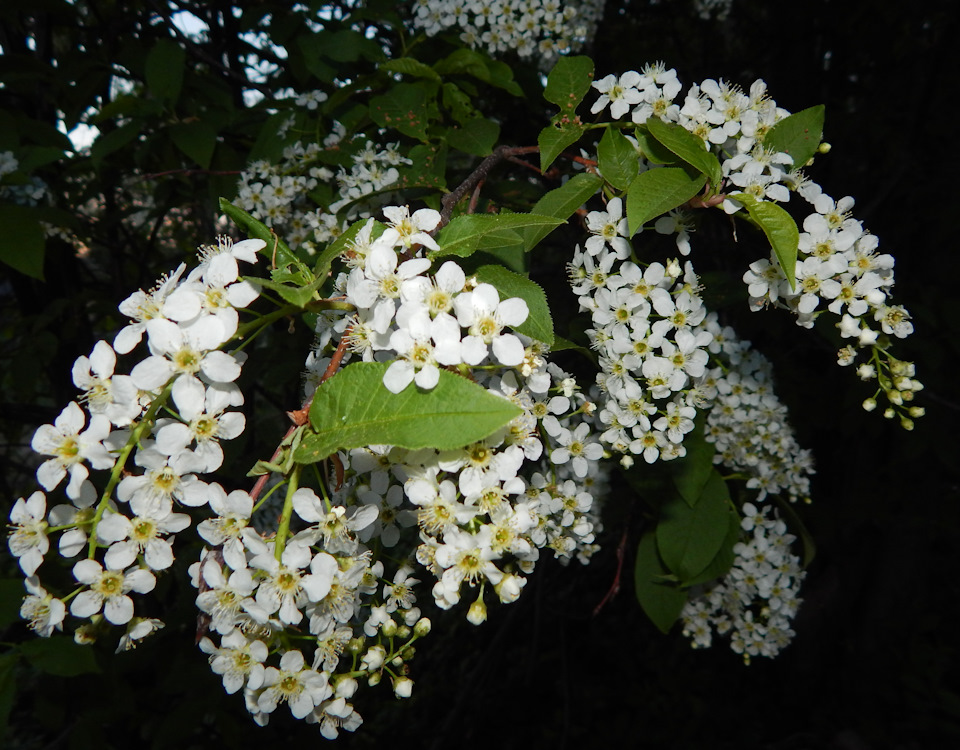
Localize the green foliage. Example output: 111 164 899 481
145 39 186 103
764 105 825 169
524 172 603 250
295 362 522 463
0 205 45 279
433 213 563 258
656 471 731 581
18 637 100 677
634 531 687 634
626 167 706 235
733 193 800 290
645 118 722 190
597 126 638 191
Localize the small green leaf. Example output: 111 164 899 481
296 362 521 463
635 531 688 634
434 213 562 259
682 503 740 588
667 416 715 507
634 127 679 164
381 57 441 81
764 105 825 169
320 29 383 63
434 48 490 81
656 471 731 581
369 82 438 142
19 637 100 677
731 193 799 291
446 118 499 157
524 172 602 251
169 121 216 168
473 265 554 346
646 118 722 189
544 55 594 111
538 120 583 172
145 38 185 103
0 206 45 279
597 127 638 191
90 122 141 167
255 274 325 308
219 198 303 275
626 167 705 236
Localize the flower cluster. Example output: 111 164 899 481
590 63 922 424
409 0 605 67
236 132 411 254
9 236 261 644
680 502 804 662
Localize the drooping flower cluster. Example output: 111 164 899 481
590 63 922 425
680 502 804 662
409 0 606 67
9 236 261 643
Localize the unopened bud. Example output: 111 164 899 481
413 617 432 637
861 398 877 412
908 406 925 418
396 624 411 639
817 142 832 154
900 417 914 431
348 636 366 655
381 618 397 638
393 676 414 699
467 597 487 625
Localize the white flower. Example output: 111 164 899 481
20 576 66 637
380 205 441 251
200 629 268 694
70 559 156 625
31 402 113 501
71 341 141 426
130 316 240 391
8 491 48 576
454 283 528 366
258 649 332 719
591 71 646 119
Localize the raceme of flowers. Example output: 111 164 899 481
409 0 606 68
589 62 923 425
680 501 804 662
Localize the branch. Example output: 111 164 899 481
439 145 539 227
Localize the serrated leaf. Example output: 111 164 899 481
381 57 441 81
731 193 799 291
538 120 583 172
484 59 523 97
524 172 602 251
473 265 554 346
656 471 731 581
433 213 562 259
635 531 688 634
296 362 521 463
682 504 740 588
446 118 499 156
597 127 638 191
219 198 304 276
634 127 679 164
0 206 45 279
626 167 705 236
19 637 100 677
145 38 185 103
312 218 382 281
544 55 594 111
646 117 722 189
764 105 824 169
169 121 216 168
667 415 714 507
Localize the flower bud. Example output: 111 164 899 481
413 617 432 637
908 406 925 418
393 676 413 699
348 636 366 654
381 618 397 638
861 398 877 412
396 624 411 639
367 671 381 687
466 597 487 625
900 417 914 431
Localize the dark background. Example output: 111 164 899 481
3 1 959 748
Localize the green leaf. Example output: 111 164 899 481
597 127 638 191
434 48 490 81
19 636 100 677
320 29 383 63
634 127 679 165
90 122 141 167
484 59 523 97
473 265 554 346
382 57 441 81
656 471 731 581
254 274 325 308
169 121 216 168
645 118 722 189
524 172 602 251
296 362 521 463
635 531 688 634
667 416 715 507
626 167 706 236
145 38 185 103
219 198 303 275
369 82 438 142
0 206 45 279
544 55 594 111
764 105 825 169
682 503 741 588
433 213 562 259
446 118 499 157
731 193 799 291
538 120 583 172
